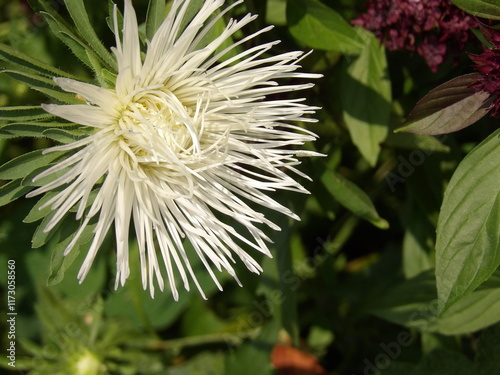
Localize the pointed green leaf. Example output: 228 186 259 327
430 285 500 335
42 128 87 143
47 218 96 286
24 190 62 223
370 270 500 335
451 0 500 20
43 15 94 70
146 0 166 40
1 70 82 103
321 168 388 229
32 211 60 248
435 129 500 312
397 74 491 135
0 43 74 78
0 179 33 207
384 132 450 153
0 149 65 180
340 29 391 166
287 0 363 53
0 122 78 140
0 106 54 121
64 0 117 71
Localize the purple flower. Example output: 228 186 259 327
469 23 500 117
352 0 477 72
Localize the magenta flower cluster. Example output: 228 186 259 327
352 0 477 72
469 24 500 117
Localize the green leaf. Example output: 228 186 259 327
0 179 33 207
321 169 388 229
429 285 500 335
451 0 500 20
369 270 500 335
146 0 166 40
0 106 54 121
369 271 438 330
1 70 82 103
384 132 450 153
287 0 364 53
47 218 96 286
224 318 280 375
435 129 500 312
0 122 78 140
0 149 65 180
42 128 86 144
24 190 62 223
396 74 491 135
402 200 434 279
37 10 94 70
64 0 117 71
32 211 60 248
0 43 74 78
340 29 391 166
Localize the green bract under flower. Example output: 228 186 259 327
26 0 320 299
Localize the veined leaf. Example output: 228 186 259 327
1 70 82 103
340 28 391 166
0 106 54 121
429 285 500 334
0 179 33 207
435 129 500 312
146 0 166 40
451 0 500 20
287 0 363 53
397 74 491 135
321 168 388 229
0 149 65 180
64 0 117 71
370 270 500 335
0 43 74 78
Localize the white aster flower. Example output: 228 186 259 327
28 0 321 299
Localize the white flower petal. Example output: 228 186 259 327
42 104 113 128
30 0 321 299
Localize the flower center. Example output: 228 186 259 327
115 87 200 165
